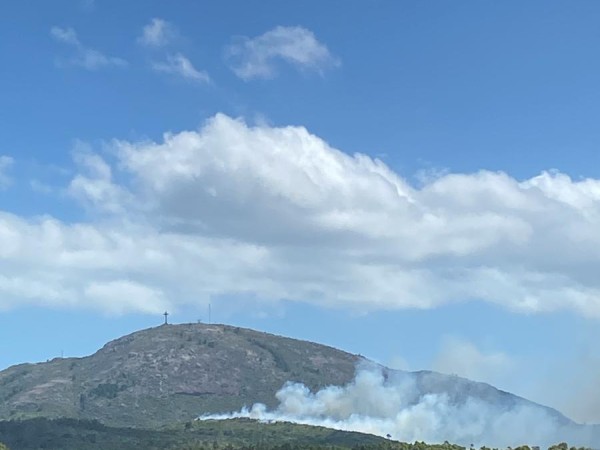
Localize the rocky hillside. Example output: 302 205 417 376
0 323 359 427
0 323 572 429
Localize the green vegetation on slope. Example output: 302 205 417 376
0 418 592 450
0 417 388 450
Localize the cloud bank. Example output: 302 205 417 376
226 26 339 79
3 114 600 317
200 367 599 448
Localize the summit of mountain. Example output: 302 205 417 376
0 323 359 427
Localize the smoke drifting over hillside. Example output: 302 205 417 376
200 367 599 448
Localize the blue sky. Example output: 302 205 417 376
2 0 600 424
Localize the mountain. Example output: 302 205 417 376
0 323 359 428
0 323 573 429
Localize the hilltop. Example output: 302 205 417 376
0 323 359 427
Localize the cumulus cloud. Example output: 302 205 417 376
226 26 339 79
138 18 176 47
152 53 210 83
68 145 133 214
200 367 599 448
3 114 600 317
0 156 14 189
0 211 267 315
50 26 127 70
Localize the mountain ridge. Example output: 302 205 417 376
0 323 577 429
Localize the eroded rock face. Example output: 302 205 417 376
0 323 360 427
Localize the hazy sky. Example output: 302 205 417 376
2 0 600 424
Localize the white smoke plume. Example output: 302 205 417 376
200 367 600 448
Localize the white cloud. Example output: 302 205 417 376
226 26 339 80
4 114 600 318
0 211 270 315
0 156 14 189
138 18 176 47
84 280 168 315
68 145 133 214
50 26 127 70
50 27 79 46
433 336 514 385
152 53 210 84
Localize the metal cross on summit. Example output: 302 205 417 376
163 311 169 325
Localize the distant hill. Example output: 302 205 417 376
0 323 572 429
0 417 393 450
